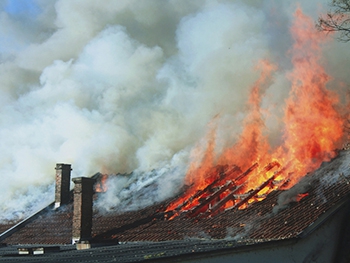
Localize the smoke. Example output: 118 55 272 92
225 224 253 241
273 150 350 213
0 0 348 221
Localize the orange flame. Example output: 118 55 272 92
296 193 309 202
166 7 346 216
278 7 344 186
95 174 108 193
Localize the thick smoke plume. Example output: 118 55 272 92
0 0 349 220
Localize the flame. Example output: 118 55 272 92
95 174 108 193
165 7 346 217
296 193 309 202
279 7 344 186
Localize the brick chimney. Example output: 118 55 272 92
54 163 72 209
72 177 95 244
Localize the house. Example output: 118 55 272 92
0 150 350 262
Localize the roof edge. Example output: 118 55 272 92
297 193 350 239
0 201 55 242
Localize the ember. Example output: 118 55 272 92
296 193 309 202
165 7 346 219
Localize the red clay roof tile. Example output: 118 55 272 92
1 150 350 245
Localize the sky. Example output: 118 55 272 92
4 0 40 15
0 0 349 221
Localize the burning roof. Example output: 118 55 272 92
1 2 350 262
0 149 349 247
2 1 350 226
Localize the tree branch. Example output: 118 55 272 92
317 0 350 42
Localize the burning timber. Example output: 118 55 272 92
164 161 288 220
0 150 350 262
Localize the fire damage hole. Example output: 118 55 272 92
162 162 296 220
94 161 317 242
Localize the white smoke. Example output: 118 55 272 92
0 0 347 221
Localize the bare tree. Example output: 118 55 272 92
318 1 350 149
317 0 350 42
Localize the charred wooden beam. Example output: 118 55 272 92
234 163 258 183
187 182 237 218
187 163 258 218
214 165 242 186
229 174 277 210
205 164 284 217
172 165 241 212
203 184 246 217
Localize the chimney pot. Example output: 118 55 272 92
72 177 95 244
54 163 72 209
